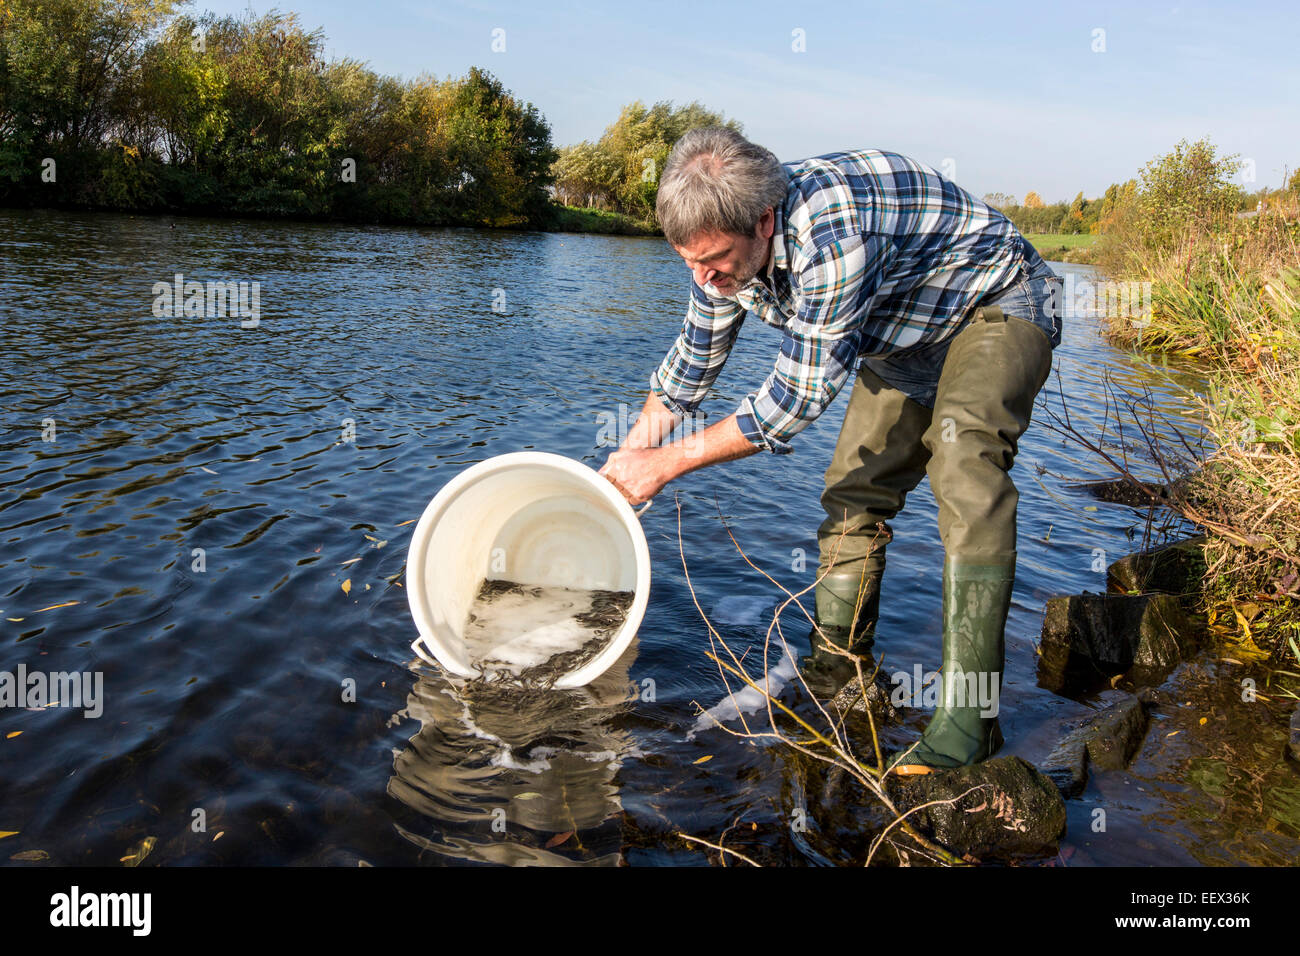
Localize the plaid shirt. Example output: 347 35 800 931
649 148 1044 454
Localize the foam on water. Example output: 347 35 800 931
461 580 633 684
687 645 801 740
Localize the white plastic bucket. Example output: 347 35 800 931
406 452 651 688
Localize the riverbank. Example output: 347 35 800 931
545 205 659 236
1091 196 1299 667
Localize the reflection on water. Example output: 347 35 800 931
388 646 638 866
0 208 1295 866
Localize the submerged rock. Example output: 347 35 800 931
1107 536 1208 605
1042 695 1150 797
886 756 1066 860
828 670 902 727
1037 592 1199 695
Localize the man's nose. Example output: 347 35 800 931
691 263 714 286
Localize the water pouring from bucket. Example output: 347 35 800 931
406 452 651 689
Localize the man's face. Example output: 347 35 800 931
672 206 775 296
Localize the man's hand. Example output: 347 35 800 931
599 447 674 506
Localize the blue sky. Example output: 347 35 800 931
192 0 1298 202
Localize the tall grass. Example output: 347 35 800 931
1097 187 1300 661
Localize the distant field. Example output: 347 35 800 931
1025 233 1098 251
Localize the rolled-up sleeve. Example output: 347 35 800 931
649 276 746 419
734 233 896 454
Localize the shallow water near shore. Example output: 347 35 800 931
1 208 1296 866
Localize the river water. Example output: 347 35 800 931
1 209 1296 866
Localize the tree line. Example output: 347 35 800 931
4 3 1291 239
0 0 557 226
985 139 1297 237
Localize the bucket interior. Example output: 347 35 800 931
416 461 642 680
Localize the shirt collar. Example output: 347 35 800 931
766 200 788 279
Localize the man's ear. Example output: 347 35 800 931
755 206 775 240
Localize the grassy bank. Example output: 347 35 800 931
1093 153 1300 664
1025 232 1099 264
546 204 660 236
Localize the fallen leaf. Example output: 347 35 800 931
693 755 713 765
1199 717 1208 726
10 849 49 862
373 540 387 549
0 832 17 840
341 579 351 595
1233 608 1253 641
6 617 23 622
120 836 156 867
340 558 361 567
544 830 574 849
213 831 224 842
200 466 217 475
515 792 541 801
35 602 79 613
1166 730 1181 737
395 519 415 527
363 535 377 542
6 732 21 739
1084 505 1098 511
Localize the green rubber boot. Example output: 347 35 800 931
800 562 884 696
889 552 1014 772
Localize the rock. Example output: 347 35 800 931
1073 478 1172 508
886 756 1066 860
1288 706 1300 766
1037 592 1199 695
1081 696 1150 769
1107 536 1207 604
828 670 901 726
1041 737 1089 798
1042 695 1150 797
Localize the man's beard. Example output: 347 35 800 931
711 245 766 292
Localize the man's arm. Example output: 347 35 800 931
647 276 746 422
621 388 681 450
599 276 747 501
601 409 757 505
